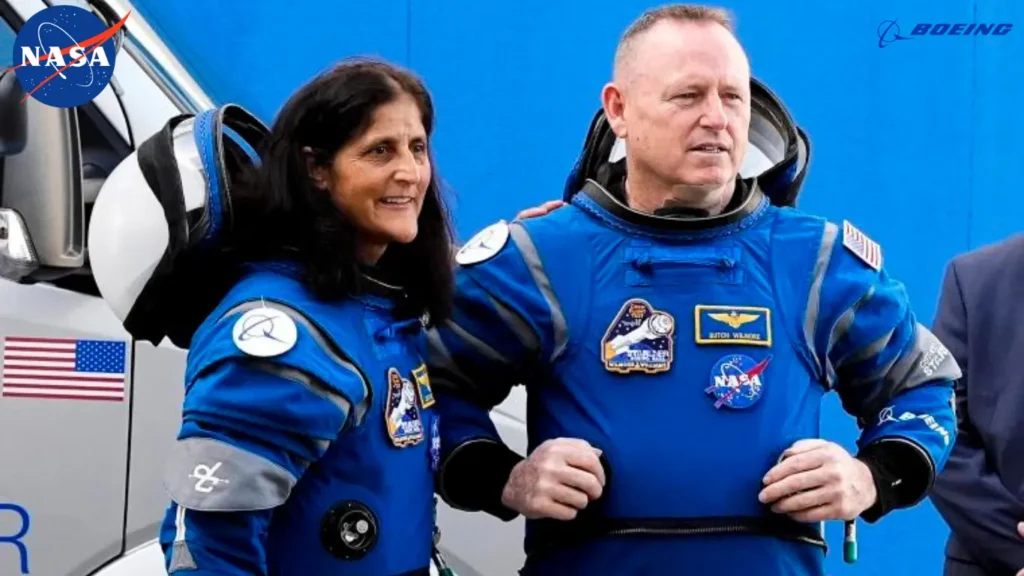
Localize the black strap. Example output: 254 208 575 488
525 515 827 561
124 113 242 349
137 113 192 258
122 113 192 345
213 104 267 233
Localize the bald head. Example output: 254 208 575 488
599 4 753 215
613 5 745 85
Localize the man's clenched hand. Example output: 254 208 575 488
759 439 877 522
501 437 605 521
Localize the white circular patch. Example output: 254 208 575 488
231 306 298 357
456 221 510 266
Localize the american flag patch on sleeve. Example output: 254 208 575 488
842 220 882 271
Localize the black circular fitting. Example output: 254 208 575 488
320 500 379 560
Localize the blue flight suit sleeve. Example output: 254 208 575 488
805 221 961 521
928 259 1024 574
428 220 568 520
159 302 370 575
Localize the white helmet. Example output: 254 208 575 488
88 104 267 348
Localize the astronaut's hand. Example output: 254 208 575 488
515 200 565 221
501 437 605 521
758 439 878 522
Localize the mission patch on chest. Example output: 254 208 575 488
385 367 424 448
601 298 675 374
694 305 772 347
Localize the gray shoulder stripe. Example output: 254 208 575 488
246 359 353 434
221 299 371 424
444 320 512 367
164 437 296 512
486 293 541 354
843 334 902 388
850 324 962 418
828 285 876 354
508 222 569 361
803 221 839 384
836 328 895 369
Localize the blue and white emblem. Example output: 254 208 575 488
385 367 424 447
705 354 772 409
430 416 441 472
601 299 675 374
231 306 297 357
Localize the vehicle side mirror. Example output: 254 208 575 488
0 71 27 156
0 90 85 282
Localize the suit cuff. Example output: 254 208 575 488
856 439 934 523
437 438 524 521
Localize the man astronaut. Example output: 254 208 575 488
428 5 960 575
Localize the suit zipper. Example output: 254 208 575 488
605 524 826 547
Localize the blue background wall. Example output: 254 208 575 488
132 1 1024 573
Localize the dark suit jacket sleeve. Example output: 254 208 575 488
929 258 1024 574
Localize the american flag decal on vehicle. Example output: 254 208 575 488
1 337 127 402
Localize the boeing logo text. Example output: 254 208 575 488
878 19 1012 48
911 23 1013 36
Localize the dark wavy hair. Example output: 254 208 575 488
229 57 455 324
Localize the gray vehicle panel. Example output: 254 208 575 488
436 389 529 576
123 340 185 553
0 279 131 576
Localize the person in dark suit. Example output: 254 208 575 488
930 233 1024 576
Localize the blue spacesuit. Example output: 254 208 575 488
429 177 961 575
159 262 440 576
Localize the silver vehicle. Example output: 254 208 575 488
0 0 529 574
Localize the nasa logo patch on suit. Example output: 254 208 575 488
706 354 772 409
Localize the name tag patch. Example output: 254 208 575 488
694 305 772 347
412 364 435 408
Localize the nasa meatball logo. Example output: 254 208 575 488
9 5 129 108
601 298 675 375
706 354 771 410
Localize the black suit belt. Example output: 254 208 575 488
524 515 828 560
